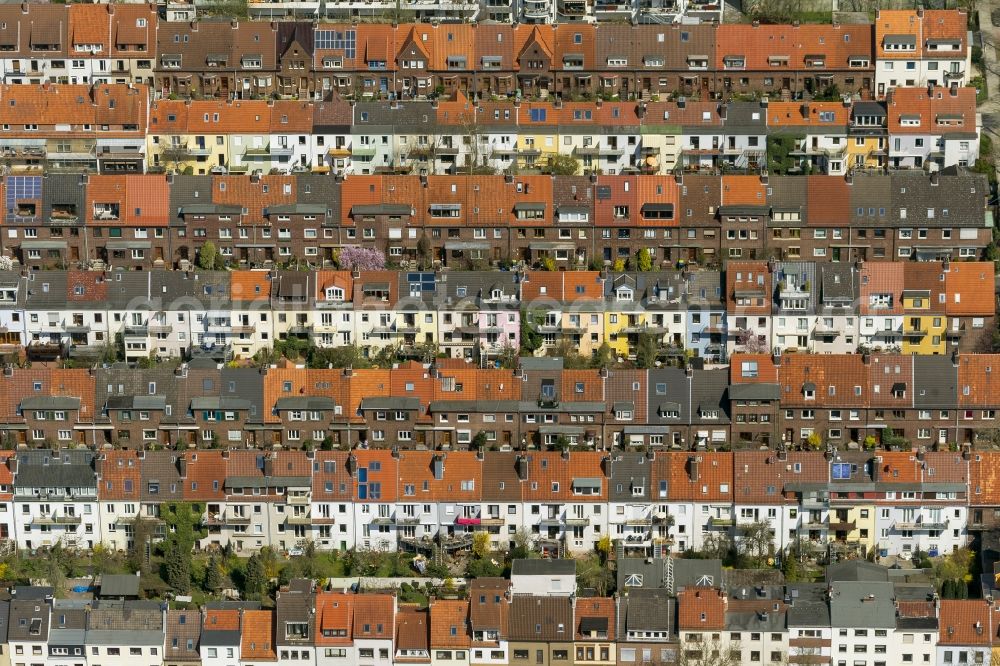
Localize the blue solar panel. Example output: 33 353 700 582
831 463 851 480
5 176 42 222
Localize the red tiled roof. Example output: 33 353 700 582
429 600 470 648
662 451 733 502
677 588 726 631
945 262 995 315
397 451 482 502
241 610 276 660
316 592 354 645
938 600 993 646
98 450 141 501
888 86 977 134
352 594 395 639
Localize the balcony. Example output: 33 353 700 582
708 516 735 527
148 323 173 335
522 0 550 17
124 325 149 338
32 514 82 525
902 328 928 338
894 518 948 531
395 514 421 525
243 144 272 157
285 513 313 525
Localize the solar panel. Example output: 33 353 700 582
5 176 42 222
315 29 356 59
831 462 850 480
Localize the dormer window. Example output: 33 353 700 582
325 286 344 301
803 383 816 400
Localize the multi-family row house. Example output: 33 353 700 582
0 265 994 365
0 3 159 87
1 566 991 666
0 11 970 100
0 171 990 272
0 440 983 557
2 91 967 178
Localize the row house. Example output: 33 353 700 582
0 89 980 180
0 3 158 87
0 84 148 175
0 444 977 557
0 14 970 103
875 9 972 99
0 264 991 367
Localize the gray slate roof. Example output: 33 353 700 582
829 581 895 629
14 450 96 489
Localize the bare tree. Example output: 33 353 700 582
736 329 769 354
735 520 776 567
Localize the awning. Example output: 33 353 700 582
274 396 337 411
191 396 252 411
537 425 586 435
105 240 152 250
513 202 546 212
444 241 490 251
580 617 608 633
528 241 575 251
612 401 634 412
351 204 411 216
802 382 816 392
641 203 674 214
21 396 81 411
20 240 67 250
571 477 602 490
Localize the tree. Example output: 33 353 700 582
158 143 195 173
338 246 386 271
243 552 267 599
636 248 653 272
735 521 776 568
163 540 192 593
548 154 580 176
416 234 433 270
0 256 13 271
198 241 217 270
591 342 613 369
204 554 225 593
736 329 769 354
519 311 542 355
510 528 536 560
635 332 660 369
128 517 157 574
472 531 492 560
805 431 823 450
576 553 613 596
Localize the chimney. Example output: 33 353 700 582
845 172 853 185
871 458 880 482
432 454 445 480
687 455 700 482
916 447 926 462
917 4 924 16
177 455 188 479
677 97 686 109
263 453 275 477
760 96 769 108
951 348 959 367
516 455 528 481
346 454 358 477
718 103 727 120
7 455 16 476
950 81 959 97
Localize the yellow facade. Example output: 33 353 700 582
605 310 651 359
846 136 886 170
901 295 946 354
517 133 558 171
148 133 230 175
